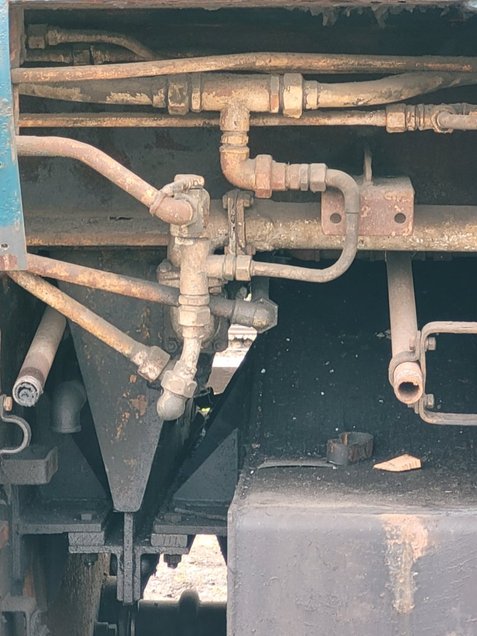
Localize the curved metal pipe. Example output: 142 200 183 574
250 170 359 283
51 380 87 434
16 136 194 226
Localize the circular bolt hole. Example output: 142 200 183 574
394 213 406 224
330 213 342 224
0 243 9 251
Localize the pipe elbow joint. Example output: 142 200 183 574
156 389 188 422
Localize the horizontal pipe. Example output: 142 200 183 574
18 72 477 112
15 135 194 225
11 51 477 84
18 111 388 129
386 252 424 405
8 271 170 382
12 306 66 407
23 203 477 253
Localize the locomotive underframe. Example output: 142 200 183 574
1 3 477 635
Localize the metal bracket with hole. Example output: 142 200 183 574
0 396 32 455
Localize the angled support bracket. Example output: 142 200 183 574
0 2 26 271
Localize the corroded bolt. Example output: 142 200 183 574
425 394 435 409
164 554 182 569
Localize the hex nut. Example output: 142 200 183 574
282 73 303 119
178 305 211 328
255 154 273 199
235 255 252 281
309 163 327 193
386 104 407 133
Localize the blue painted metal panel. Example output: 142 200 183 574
0 0 25 270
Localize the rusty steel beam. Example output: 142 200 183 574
11 51 477 84
8 271 170 382
22 203 477 252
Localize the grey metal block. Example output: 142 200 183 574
229 466 477 636
0 445 58 485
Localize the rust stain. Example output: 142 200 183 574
382 514 430 615
130 394 148 417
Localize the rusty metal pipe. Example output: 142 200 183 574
16 135 194 226
41 26 156 61
386 252 424 406
8 271 170 382
27 253 180 306
18 111 388 129
11 52 477 84
18 72 477 113
26 254 275 331
12 306 66 407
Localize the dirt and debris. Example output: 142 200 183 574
144 535 227 603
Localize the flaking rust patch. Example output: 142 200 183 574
382 514 430 615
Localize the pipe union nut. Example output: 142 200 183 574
235 255 252 281
282 73 304 119
179 305 211 328
133 346 170 382
255 154 273 198
161 370 197 399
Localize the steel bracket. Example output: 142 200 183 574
416 321 477 426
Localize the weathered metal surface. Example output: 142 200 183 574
0 445 58 485
22 202 477 252
322 177 414 237
227 267 477 635
0 0 26 270
55 253 173 512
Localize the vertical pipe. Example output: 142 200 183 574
13 306 66 407
386 252 424 405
